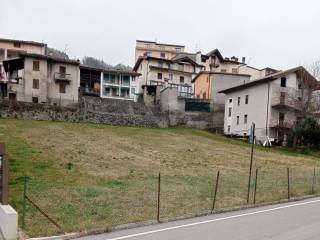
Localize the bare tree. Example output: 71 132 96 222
299 62 320 115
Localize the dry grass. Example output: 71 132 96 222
0 119 319 237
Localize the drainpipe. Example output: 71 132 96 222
266 82 271 136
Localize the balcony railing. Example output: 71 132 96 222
269 119 297 129
271 94 302 111
54 72 72 82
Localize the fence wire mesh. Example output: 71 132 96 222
22 167 320 237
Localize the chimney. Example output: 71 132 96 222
242 57 246 64
196 51 202 65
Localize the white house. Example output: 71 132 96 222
219 66 318 145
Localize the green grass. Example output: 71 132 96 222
0 119 319 237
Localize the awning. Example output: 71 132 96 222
3 58 24 72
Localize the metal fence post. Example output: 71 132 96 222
247 123 255 204
157 173 161 222
22 176 29 230
312 167 316 195
211 171 220 213
253 168 259 205
287 168 290 200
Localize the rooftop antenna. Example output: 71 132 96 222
63 44 69 54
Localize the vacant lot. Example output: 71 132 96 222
0 119 319 237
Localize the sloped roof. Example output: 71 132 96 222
218 66 318 94
0 38 46 46
192 71 251 83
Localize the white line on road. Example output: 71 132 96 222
105 198 320 240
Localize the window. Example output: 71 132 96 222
158 61 163 67
229 98 232 103
237 116 239 125
220 69 227 73
178 64 184 71
59 66 66 74
169 73 173 80
227 125 231 133
245 95 249 104
201 58 206 63
13 42 21 48
144 52 152 57
279 112 285 122
145 43 151 48
281 77 287 87
32 97 38 103
175 47 182 52
59 82 66 93
160 52 166 58
232 68 238 74
159 46 165 50
206 77 209 83
33 79 39 89
228 107 232 117
33 61 40 71
244 114 248 124
238 97 241 106
203 92 206 99
280 92 286 104
180 76 184 83
131 88 135 95
157 73 162 80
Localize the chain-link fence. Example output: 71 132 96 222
21 167 320 237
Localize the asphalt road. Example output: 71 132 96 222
78 197 320 240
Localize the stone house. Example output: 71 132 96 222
0 38 47 98
3 53 80 107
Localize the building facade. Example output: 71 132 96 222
192 71 251 110
219 66 317 145
80 65 140 101
3 53 80 106
100 69 139 101
0 38 47 98
133 55 203 98
135 40 185 62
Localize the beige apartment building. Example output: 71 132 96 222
219 66 318 145
3 53 80 106
133 54 203 99
0 38 47 98
135 40 185 62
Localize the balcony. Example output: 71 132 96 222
269 119 297 129
271 94 302 111
54 72 72 82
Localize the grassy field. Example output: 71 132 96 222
0 119 320 236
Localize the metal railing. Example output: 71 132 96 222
54 72 72 81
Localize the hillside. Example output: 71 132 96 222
0 119 319 236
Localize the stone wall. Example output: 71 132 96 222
0 97 166 128
0 95 224 131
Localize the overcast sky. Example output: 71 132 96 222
1 0 319 70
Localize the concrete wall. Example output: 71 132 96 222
223 83 271 141
160 87 185 112
0 205 18 240
212 73 250 105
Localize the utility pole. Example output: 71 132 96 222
247 123 255 204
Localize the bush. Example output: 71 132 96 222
290 118 320 150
